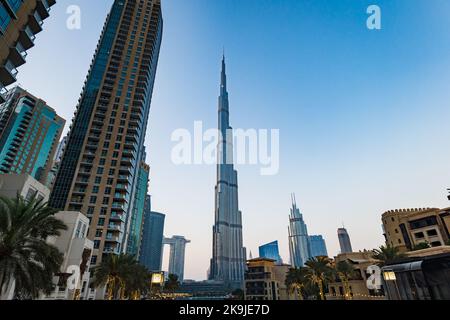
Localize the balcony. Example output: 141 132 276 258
103 246 120 255
105 235 120 243
36 0 51 19
109 213 125 222
28 11 44 34
0 61 18 86
19 26 36 50
107 224 122 232
8 42 27 67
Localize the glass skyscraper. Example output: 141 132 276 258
139 195 165 271
288 194 311 267
49 0 163 267
308 235 328 258
126 148 149 258
0 86 64 185
338 227 353 253
259 241 283 264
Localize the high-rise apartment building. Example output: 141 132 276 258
338 227 353 254
0 0 56 102
0 86 64 184
139 195 165 271
288 194 311 267
209 56 246 289
49 0 163 267
308 235 328 258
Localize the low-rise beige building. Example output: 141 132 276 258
0 173 50 201
327 251 385 300
382 208 450 252
41 211 94 300
244 258 290 300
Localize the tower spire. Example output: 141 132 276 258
221 53 227 91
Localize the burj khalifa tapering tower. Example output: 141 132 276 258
209 56 246 289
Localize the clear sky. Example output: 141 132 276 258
15 0 450 280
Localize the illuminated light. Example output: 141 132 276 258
383 271 396 281
151 272 164 284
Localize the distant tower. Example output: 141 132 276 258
163 236 190 282
308 235 328 258
139 195 165 271
259 241 283 264
288 194 311 267
338 227 353 253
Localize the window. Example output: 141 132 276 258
93 240 101 249
91 256 97 265
95 229 103 237
97 218 105 226
427 229 438 237
415 232 425 239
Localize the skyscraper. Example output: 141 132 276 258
139 195 165 271
163 235 190 282
338 227 353 253
126 148 149 258
288 194 311 267
259 241 283 264
0 86 64 185
49 0 163 267
308 235 328 258
0 0 56 102
209 56 246 289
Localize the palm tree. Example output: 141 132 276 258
0 195 66 299
304 256 333 300
124 264 150 300
334 260 357 300
164 274 180 294
285 267 308 300
92 254 139 300
372 244 405 266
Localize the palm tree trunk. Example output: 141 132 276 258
318 280 325 300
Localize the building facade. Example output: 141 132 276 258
126 150 149 258
0 173 49 201
139 195 165 271
42 211 94 300
244 258 290 300
0 86 64 185
163 235 190 282
49 0 163 267
338 227 353 254
327 251 385 300
288 195 311 267
309 235 328 258
259 241 283 264
0 0 56 102
382 246 450 300
382 208 450 252
209 56 246 289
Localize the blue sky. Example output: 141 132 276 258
15 0 450 280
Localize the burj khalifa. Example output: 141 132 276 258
209 56 246 289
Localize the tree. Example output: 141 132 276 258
372 245 405 266
164 274 180 294
412 242 431 251
334 260 357 300
304 256 334 300
92 254 140 300
0 195 66 299
124 264 150 300
231 289 244 300
285 267 308 300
